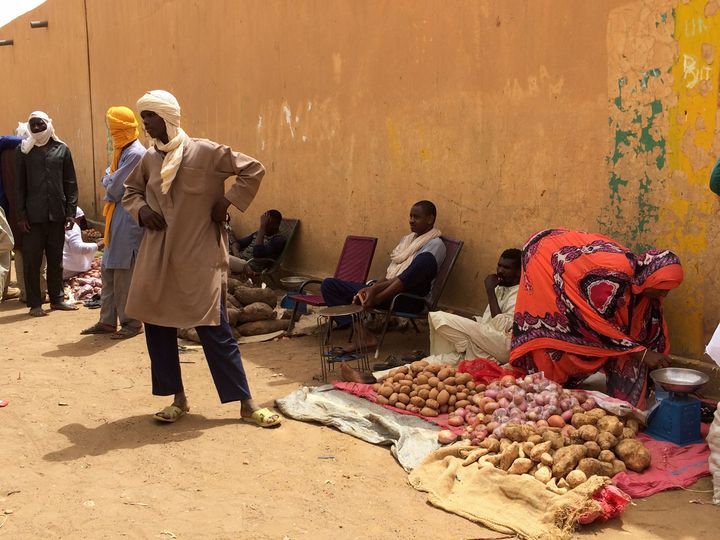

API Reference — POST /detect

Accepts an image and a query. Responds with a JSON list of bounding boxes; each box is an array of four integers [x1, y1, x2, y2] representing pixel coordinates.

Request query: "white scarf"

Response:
[[19, 111, 64, 154], [136, 90, 189, 194], [385, 227, 442, 279]]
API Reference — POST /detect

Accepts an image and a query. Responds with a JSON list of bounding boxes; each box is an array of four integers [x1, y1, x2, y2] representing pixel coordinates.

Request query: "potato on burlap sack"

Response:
[[233, 285, 277, 307], [237, 302, 275, 323], [408, 446, 611, 540]]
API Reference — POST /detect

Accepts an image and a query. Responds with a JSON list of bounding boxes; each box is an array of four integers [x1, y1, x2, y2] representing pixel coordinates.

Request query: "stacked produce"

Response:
[[373, 361, 652, 491], [444, 414, 650, 494], [179, 278, 285, 342], [371, 360, 479, 416], [66, 258, 102, 300], [452, 372, 587, 445], [81, 228, 103, 243]]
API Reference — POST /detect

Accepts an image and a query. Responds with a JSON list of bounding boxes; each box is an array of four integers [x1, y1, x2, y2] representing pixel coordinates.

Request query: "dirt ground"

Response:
[[1, 295, 718, 539]]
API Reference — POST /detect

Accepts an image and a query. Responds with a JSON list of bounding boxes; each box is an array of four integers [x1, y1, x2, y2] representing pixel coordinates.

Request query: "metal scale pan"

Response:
[[646, 368, 709, 445]]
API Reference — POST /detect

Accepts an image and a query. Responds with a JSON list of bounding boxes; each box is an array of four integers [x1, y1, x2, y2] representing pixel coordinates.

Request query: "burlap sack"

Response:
[[408, 445, 608, 540]]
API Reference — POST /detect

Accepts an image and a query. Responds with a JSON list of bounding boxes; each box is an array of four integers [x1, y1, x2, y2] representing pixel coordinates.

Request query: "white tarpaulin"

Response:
[[276, 385, 441, 471]]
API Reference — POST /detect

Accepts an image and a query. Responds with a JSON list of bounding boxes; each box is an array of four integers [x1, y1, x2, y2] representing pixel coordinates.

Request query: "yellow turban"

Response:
[[106, 106, 139, 172], [103, 106, 139, 247]]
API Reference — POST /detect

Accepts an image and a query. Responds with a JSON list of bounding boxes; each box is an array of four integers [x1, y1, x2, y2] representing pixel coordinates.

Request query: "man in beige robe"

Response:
[[427, 248, 522, 364], [123, 90, 280, 427]]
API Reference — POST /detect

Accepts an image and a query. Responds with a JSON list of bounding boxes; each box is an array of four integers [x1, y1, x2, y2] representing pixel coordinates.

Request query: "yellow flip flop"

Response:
[[153, 405, 188, 423], [242, 407, 282, 428]]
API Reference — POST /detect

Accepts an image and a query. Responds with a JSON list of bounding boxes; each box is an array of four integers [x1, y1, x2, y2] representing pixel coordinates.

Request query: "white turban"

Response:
[[136, 90, 189, 194], [19, 111, 63, 154]]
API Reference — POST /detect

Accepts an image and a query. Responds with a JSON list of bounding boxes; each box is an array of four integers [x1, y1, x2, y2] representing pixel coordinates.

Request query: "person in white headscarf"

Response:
[[15, 110, 78, 316], [123, 89, 281, 427]]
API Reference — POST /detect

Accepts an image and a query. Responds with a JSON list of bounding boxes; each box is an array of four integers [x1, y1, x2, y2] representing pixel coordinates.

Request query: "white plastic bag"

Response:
[[709, 405, 720, 505], [705, 323, 720, 504]]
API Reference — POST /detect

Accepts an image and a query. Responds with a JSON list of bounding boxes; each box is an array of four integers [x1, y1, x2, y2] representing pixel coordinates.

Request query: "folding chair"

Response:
[[286, 235, 378, 331], [245, 218, 299, 288], [369, 236, 463, 358]]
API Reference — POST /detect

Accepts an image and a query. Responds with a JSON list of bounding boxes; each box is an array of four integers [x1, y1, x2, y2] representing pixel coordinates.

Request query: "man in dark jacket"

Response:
[[15, 111, 78, 316]]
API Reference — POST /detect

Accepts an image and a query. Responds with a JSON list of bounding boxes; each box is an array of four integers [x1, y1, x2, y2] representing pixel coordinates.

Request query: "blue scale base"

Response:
[[280, 294, 307, 314], [645, 397, 703, 446]]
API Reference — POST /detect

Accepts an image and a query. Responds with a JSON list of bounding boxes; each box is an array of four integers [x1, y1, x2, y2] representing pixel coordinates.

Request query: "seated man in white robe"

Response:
[[428, 248, 521, 365]]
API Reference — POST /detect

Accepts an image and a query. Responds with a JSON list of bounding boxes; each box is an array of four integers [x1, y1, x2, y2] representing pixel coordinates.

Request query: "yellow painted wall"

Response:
[[2, 0, 718, 359], [0, 0, 96, 212]]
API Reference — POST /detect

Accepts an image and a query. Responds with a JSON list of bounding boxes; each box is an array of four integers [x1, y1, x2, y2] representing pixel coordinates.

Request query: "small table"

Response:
[[316, 304, 370, 381]]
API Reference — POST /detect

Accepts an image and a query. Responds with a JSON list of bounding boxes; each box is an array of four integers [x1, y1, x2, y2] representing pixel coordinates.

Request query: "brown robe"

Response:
[[122, 138, 264, 327]]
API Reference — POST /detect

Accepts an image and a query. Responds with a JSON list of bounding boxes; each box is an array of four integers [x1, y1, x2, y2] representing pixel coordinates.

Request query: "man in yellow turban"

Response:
[[81, 106, 145, 338]]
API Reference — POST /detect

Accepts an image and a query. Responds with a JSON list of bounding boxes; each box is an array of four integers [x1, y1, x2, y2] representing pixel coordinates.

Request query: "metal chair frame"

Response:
[[368, 236, 464, 359], [286, 235, 378, 331]]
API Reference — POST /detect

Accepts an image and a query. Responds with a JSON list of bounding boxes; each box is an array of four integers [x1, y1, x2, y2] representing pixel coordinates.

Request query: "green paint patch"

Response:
[[601, 68, 666, 250]]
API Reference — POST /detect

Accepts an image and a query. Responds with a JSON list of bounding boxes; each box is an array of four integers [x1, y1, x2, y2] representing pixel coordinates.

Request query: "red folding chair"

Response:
[[287, 235, 378, 331]]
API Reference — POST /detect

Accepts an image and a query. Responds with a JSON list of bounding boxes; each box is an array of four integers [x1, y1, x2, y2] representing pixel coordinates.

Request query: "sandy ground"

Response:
[[0, 296, 718, 539]]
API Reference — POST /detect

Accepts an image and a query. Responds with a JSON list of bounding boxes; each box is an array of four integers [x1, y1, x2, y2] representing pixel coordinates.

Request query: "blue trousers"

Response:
[[144, 303, 252, 403], [320, 278, 425, 327]]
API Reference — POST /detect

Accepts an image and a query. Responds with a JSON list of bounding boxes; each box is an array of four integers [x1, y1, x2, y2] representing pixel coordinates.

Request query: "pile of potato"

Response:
[[371, 360, 479, 416], [453, 410, 651, 494]]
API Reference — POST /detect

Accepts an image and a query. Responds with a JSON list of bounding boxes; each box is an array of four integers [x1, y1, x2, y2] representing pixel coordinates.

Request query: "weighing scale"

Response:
[[645, 367, 710, 445]]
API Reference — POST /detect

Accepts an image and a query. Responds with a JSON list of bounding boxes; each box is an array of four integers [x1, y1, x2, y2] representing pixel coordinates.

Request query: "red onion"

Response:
[[561, 409, 574, 422], [484, 389, 499, 399], [455, 407, 466, 418]]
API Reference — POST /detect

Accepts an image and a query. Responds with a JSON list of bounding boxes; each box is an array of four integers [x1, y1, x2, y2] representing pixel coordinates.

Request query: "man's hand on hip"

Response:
[[211, 197, 231, 223], [138, 205, 167, 230]]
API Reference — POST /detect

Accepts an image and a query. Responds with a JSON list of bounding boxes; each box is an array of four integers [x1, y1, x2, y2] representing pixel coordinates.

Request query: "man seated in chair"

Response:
[[228, 209, 285, 275], [322, 200, 445, 352], [341, 248, 521, 383]]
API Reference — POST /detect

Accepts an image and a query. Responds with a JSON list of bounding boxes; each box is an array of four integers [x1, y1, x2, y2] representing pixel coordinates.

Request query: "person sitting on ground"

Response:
[[62, 207, 103, 280], [322, 200, 446, 352], [509, 228, 683, 409], [228, 209, 285, 275], [428, 248, 522, 365], [341, 248, 520, 384]]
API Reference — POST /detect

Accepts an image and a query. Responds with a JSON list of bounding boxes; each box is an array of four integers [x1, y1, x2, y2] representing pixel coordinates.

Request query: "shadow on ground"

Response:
[[43, 414, 239, 462]]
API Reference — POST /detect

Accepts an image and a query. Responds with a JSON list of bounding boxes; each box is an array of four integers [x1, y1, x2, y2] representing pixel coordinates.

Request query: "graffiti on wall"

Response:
[[602, 0, 720, 356]]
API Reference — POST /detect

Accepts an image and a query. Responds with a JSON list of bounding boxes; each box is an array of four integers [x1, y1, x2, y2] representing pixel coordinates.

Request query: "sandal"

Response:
[[401, 350, 427, 363], [242, 407, 282, 428], [372, 354, 403, 371], [29, 307, 48, 317], [111, 326, 143, 340], [81, 322, 116, 335], [153, 404, 189, 423]]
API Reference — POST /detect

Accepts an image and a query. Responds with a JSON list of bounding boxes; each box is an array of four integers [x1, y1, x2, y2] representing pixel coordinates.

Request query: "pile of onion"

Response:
[[448, 373, 596, 445]]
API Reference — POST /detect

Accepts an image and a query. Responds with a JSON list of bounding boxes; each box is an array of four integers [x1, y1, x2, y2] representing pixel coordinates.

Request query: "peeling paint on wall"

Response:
[[601, 2, 675, 251], [603, 0, 720, 356]]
